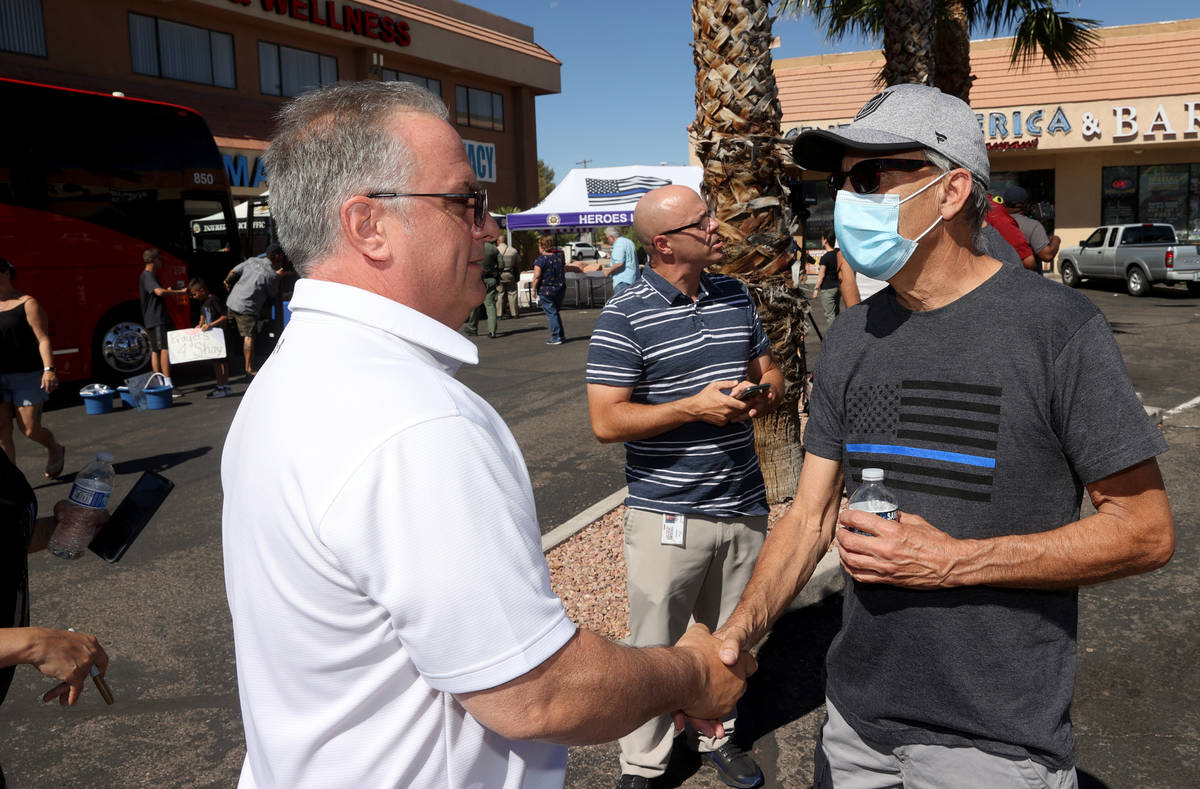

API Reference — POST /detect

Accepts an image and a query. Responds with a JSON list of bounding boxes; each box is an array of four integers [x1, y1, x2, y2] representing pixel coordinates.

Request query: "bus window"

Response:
[[0, 78, 240, 382]]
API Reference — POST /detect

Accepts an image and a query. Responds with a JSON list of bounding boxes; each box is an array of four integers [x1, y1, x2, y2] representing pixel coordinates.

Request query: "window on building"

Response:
[[0, 0, 46, 56], [382, 69, 441, 98], [129, 13, 235, 88], [1102, 164, 1200, 241], [258, 42, 337, 97], [455, 86, 504, 131]]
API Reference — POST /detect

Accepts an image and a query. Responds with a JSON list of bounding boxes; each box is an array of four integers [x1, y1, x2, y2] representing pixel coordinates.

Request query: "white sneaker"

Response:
[[206, 387, 229, 399]]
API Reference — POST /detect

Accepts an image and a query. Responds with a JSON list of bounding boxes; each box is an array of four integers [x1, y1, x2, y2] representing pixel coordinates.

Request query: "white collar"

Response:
[[287, 279, 479, 374]]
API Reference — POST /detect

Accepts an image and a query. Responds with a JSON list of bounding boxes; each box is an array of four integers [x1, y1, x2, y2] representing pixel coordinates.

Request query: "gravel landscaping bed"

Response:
[[546, 503, 796, 641]]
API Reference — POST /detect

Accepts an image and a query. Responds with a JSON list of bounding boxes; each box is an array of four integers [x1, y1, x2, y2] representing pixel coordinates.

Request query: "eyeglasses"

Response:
[[658, 213, 716, 237], [826, 159, 932, 200], [365, 188, 489, 228]]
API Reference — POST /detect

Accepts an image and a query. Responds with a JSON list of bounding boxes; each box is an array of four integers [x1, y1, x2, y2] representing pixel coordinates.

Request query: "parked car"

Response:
[[1058, 223, 1200, 296], [568, 241, 600, 260]]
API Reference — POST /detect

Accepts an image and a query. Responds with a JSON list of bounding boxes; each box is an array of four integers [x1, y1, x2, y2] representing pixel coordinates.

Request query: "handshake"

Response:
[[670, 623, 757, 737]]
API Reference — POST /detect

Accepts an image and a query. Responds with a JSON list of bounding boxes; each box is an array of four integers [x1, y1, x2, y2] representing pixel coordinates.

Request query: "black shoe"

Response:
[[616, 775, 654, 789], [703, 742, 763, 788], [488, 331, 498, 338]]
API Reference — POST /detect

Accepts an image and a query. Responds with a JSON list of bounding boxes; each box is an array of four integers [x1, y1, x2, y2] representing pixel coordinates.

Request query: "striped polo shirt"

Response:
[[586, 264, 770, 517]]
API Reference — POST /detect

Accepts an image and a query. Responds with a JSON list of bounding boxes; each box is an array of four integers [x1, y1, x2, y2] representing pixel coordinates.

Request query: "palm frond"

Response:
[[1009, 7, 1100, 71], [775, 0, 884, 43]]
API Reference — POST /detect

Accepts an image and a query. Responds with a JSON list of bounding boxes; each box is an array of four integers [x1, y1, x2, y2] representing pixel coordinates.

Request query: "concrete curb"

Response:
[[541, 487, 628, 552], [543, 488, 847, 607]]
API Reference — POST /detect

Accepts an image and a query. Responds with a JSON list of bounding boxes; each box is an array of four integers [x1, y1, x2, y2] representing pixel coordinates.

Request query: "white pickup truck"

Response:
[[1058, 223, 1200, 296]]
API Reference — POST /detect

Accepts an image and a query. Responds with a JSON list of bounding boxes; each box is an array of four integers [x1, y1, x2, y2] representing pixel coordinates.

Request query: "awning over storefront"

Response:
[[192, 192, 271, 236], [507, 165, 702, 232]]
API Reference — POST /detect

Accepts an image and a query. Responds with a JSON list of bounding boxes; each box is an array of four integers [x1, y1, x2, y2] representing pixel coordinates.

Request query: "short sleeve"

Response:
[[1026, 221, 1050, 253], [615, 239, 635, 266], [1052, 313, 1167, 485], [743, 286, 770, 359], [587, 306, 644, 388], [803, 349, 846, 462], [317, 418, 576, 694]]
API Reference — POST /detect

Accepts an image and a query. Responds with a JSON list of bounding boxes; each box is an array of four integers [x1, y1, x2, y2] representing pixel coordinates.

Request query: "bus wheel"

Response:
[[93, 309, 151, 384]]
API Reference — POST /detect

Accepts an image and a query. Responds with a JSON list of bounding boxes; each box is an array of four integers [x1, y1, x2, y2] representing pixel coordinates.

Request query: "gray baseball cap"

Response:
[[792, 83, 990, 188]]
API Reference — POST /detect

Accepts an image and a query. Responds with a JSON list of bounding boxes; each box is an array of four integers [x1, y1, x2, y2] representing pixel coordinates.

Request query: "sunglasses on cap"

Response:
[[365, 188, 489, 228], [826, 158, 933, 200]]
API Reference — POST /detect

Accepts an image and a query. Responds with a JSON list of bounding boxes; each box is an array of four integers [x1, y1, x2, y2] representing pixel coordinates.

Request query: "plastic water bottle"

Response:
[[846, 468, 899, 534], [48, 452, 115, 560]]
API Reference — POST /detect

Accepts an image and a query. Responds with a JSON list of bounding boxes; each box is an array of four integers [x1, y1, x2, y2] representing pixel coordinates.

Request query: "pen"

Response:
[[67, 628, 114, 705]]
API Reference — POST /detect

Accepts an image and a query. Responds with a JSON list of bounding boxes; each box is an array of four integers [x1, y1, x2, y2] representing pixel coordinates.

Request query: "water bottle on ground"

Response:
[[48, 452, 115, 560], [846, 467, 899, 535]]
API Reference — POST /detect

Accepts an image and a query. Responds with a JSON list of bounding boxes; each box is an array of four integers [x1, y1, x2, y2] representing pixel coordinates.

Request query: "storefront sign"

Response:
[[223, 154, 268, 189], [790, 100, 1200, 146], [228, 0, 412, 47], [463, 140, 496, 183]]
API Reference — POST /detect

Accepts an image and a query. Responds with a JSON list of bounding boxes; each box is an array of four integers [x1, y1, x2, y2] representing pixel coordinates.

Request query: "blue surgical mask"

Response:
[[833, 173, 947, 281]]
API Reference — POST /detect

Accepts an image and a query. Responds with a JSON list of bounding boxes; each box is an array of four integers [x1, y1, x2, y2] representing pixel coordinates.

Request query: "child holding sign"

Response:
[[188, 279, 231, 399]]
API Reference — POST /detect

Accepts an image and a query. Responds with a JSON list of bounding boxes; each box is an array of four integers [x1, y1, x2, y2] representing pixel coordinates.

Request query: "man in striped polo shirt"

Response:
[[587, 185, 783, 789]]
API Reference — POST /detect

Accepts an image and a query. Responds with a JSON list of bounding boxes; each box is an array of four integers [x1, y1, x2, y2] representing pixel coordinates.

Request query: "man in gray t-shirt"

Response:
[[224, 244, 282, 376], [1003, 186, 1062, 276], [713, 85, 1173, 788]]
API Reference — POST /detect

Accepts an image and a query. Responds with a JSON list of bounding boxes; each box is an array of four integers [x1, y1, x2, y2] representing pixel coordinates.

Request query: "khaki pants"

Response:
[[496, 277, 519, 317], [618, 507, 767, 779]]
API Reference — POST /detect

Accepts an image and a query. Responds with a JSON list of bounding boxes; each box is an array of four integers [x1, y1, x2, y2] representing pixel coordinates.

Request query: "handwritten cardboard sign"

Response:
[[167, 328, 226, 364]]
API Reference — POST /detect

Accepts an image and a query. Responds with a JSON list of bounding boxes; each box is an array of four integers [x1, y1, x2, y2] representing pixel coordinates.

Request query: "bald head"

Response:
[[633, 185, 701, 251]]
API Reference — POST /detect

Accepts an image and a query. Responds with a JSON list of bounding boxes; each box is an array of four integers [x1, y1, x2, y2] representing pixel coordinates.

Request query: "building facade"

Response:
[[0, 0, 560, 205], [775, 18, 1200, 252]]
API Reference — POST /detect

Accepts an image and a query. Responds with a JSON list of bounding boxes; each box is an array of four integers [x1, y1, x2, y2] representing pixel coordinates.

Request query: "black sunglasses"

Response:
[[365, 188, 489, 228], [658, 213, 715, 237], [826, 159, 932, 200]]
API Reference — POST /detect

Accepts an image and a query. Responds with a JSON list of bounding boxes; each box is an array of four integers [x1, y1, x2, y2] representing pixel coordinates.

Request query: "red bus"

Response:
[[0, 78, 241, 383]]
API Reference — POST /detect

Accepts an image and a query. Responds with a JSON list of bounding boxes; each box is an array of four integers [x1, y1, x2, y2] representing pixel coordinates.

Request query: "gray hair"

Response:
[[603, 225, 619, 239], [924, 149, 987, 253], [263, 81, 449, 276]]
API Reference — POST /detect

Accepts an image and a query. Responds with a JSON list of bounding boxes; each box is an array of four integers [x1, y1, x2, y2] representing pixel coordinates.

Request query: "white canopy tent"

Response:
[[506, 165, 703, 235]]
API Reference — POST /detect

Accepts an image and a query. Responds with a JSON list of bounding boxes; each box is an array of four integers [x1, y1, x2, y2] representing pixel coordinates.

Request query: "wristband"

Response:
[[43, 366, 56, 372]]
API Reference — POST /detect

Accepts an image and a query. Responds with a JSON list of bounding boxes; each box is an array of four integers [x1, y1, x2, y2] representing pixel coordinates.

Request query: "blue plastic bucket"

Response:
[[117, 386, 136, 409], [82, 391, 115, 415], [144, 385, 173, 410]]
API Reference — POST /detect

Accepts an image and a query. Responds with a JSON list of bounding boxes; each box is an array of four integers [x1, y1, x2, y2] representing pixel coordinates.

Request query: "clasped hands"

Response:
[[669, 623, 756, 738]]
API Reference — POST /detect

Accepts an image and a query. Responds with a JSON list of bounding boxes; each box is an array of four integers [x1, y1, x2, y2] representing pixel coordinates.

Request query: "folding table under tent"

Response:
[[505, 164, 703, 234]]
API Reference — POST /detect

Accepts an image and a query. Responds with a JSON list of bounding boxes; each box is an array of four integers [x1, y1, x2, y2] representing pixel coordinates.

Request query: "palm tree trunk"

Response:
[[932, 0, 972, 101], [692, 0, 808, 502], [881, 0, 934, 87]]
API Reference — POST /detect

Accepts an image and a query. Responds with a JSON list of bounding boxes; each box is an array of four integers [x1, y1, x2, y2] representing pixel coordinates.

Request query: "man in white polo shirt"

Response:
[[221, 82, 756, 789]]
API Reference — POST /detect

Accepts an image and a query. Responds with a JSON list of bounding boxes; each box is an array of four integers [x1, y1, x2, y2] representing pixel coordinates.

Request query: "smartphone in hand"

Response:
[[734, 383, 771, 401]]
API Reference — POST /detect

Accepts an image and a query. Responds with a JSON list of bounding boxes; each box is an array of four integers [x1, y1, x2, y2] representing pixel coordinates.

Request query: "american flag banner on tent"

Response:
[[585, 175, 672, 207]]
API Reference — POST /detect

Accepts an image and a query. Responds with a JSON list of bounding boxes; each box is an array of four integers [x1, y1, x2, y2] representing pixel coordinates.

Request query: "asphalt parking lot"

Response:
[[1, 278, 1197, 788]]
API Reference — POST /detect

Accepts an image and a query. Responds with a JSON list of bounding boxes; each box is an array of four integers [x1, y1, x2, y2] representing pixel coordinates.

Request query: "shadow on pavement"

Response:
[[113, 446, 212, 475], [33, 446, 213, 492], [655, 595, 844, 788], [1078, 769, 1112, 788]]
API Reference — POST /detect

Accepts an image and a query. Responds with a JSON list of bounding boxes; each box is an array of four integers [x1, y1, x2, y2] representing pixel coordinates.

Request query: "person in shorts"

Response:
[[0, 258, 66, 477], [188, 278, 231, 399], [223, 244, 283, 377], [139, 249, 186, 395]]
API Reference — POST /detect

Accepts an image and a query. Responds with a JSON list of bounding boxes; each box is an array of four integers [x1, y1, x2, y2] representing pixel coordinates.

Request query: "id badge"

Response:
[[661, 512, 685, 546]]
